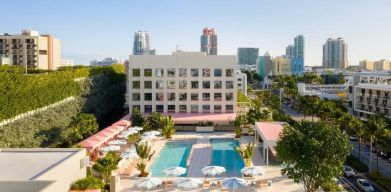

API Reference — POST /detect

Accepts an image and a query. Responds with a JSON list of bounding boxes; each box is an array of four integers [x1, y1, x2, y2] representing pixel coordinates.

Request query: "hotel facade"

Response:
[[127, 52, 237, 114]]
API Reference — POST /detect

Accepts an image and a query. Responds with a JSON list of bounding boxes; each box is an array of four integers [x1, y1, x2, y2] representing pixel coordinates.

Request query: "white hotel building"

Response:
[[127, 52, 237, 114]]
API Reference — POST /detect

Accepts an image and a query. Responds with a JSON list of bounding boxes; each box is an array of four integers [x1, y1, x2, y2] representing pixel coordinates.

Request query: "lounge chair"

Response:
[[203, 180, 211, 188], [255, 179, 268, 188], [162, 180, 174, 189]]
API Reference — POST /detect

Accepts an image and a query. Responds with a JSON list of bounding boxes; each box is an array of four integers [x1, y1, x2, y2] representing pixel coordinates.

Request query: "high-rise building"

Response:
[[133, 31, 151, 55], [200, 28, 217, 55], [292, 35, 304, 75], [0, 29, 61, 70], [237, 48, 259, 65], [360, 59, 391, 71], [90, 57, 122, 66], [323, 38, 348, 69], [272, 56, 292, 76], [285, 45, 295, 57], [257, 52, 272, 79]]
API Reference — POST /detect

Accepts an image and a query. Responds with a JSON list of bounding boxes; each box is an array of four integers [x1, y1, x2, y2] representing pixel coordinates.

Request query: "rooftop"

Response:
[[0, 148, 80, 181], [255, 122, 285, 141]]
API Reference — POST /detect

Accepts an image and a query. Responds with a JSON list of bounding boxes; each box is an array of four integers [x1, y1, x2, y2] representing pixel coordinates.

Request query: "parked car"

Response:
[[356, 179, 374, 192], [349, 136, 358, 141], [343, 166, 355, 177]]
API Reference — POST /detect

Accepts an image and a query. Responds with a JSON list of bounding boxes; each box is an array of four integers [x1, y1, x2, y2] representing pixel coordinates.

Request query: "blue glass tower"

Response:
[[292, 35, 304, 76]]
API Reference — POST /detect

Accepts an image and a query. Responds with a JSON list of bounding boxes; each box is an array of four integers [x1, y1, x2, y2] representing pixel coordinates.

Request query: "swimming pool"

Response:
[[210, 138, 245, 177], [149, 140, 193, 177]]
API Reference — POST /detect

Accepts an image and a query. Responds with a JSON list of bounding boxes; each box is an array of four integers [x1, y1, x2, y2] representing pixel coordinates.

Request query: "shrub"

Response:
[[345, 155, 368, 172], [127, 134, 140, 145], [71, 176, 104, 190], [130, 108, 144, 127], [369, 171, 391, 191]]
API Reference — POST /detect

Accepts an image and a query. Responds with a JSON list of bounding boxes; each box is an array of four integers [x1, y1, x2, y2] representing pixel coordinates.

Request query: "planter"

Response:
[[244, 159, 251, 167], [196, 126, 214, 133], [137, 172, 150, 177], [70, 189, 101, 192]]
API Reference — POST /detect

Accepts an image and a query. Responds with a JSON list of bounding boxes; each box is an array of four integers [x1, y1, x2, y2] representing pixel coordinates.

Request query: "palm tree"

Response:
[[92, 152, 120, 184], [235, 142, 255, 167], [161, 115, 175, 139], [136, 143, 155, 176], [366, 115, 387, 172], [351, 118, 364, 161]]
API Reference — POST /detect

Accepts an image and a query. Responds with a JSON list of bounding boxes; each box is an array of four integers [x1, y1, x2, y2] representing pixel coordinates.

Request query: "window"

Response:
[[132, 69, 140, 77], [133, 81, 140, 89], [214, 81, 222, 89], [132, 105, 140, 111], [167, 80, 176, 89], [202, 93, 210, 101], [214, 93, 222, 101], [179, 93, 187, 101], [191, 69, 199, 77], [214, 105, 222, 113], [226, 69, 234, 77], [156, 68, 164, 77], [168, 68, 175, 77], [191, 105, 199, 113], [179, 105, 187, 113], [191, 81, 199, 89], [156, 105, 164, 113], [202, 81, 210, 89], [132, 93, 140, 101], [226, 93, 234, 101], [168, 93, 175, 101], [202, 105, 210, 113], [202, 69, 210, 77], [144, 93, 152, 101], [144, 105, 152, 113], [191, 93, 199, 101], [156, 81, 164, 89], [144, 81, 152, 89], [214, 69, 222, 77], [144, 69, 152, 77], [179, 81, 187, 89], [156, 93, 164, 101], [226, 105, 234, 112], [226, 81, 234, 89], [179, 68, 187, 77], [168, 105, 175, 113]]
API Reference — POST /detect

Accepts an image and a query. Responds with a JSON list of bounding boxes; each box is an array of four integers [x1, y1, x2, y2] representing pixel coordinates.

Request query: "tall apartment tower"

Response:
[[257, 52, 272, 79], [0, 29, 61, 70], [133, 31, 151, 55], [323, 38, 348, 69], [285, 45, 295, 57], [292, 35, 304, 75], [200, 28, 217, 55], [237, 48, 259, 65]]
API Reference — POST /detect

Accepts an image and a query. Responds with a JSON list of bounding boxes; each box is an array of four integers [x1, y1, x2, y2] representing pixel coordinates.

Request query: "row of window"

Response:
[[132, 68, 234, 77], [132, 104, 234, 113], [132, 92, 234, 101], [132, 80, 234, 89]]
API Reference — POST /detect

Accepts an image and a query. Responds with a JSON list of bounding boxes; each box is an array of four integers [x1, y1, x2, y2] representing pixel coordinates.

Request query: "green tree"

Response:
[[144, 111, 162, 130], [235, 142, 255, 167], [61, 113, 98, 146], [276, 121, 351, 192], [161, 115, 175, 139], [366, 115, 387, 172], [130, 108, 144, 127], [136, 143, 155, 176], [92, 152, 120, 185], [346, 116, 365, 161]]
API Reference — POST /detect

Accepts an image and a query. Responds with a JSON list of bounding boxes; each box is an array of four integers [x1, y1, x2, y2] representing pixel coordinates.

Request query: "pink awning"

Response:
[[255, 122, 285, 141], [79, 125, 125, 151], [169, 113, 237, 125]]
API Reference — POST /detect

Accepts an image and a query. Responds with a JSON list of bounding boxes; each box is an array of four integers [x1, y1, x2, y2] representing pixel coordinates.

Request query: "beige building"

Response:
[[359, 59, 391, 71], [272, 56, 291, 76], [0, 30, 61, 70], [0, 148, 87, 192], [354, 83, 391, 119]]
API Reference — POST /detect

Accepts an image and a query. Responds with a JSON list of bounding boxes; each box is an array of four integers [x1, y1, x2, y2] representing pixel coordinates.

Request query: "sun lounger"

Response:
[[162, 180, 174, 188], [203, 180, 211, 188], [255, 179, 268, 187]]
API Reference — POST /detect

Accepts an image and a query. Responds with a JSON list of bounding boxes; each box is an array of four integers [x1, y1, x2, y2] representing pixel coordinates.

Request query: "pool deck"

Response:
[[119, 133, 304, 192]]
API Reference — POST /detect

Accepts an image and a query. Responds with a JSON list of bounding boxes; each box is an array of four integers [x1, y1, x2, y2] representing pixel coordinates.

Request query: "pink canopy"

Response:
[[169, 113, 237, 125], [80, 125, 125, 151], [254, 122, 285, 141]]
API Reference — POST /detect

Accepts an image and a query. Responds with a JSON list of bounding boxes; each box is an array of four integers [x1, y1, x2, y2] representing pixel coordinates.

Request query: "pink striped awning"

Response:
[[79, 125, 124, 151]]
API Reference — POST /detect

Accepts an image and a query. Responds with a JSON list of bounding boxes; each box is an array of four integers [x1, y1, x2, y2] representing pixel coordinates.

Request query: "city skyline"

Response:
[[2, 0, 391, 66]]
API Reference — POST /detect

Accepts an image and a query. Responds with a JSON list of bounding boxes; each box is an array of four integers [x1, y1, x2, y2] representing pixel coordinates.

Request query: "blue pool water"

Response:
[[149, 140, 193, 177], [211, 139, 245, 177]]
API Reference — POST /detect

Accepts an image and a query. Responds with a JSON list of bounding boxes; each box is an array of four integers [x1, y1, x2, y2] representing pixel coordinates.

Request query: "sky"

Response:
[[2, 0, 391, 66]]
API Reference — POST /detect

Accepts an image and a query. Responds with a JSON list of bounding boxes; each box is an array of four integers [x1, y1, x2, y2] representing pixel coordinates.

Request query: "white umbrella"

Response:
[[141, 134, 156, 141], [241, 166, 265, 176], [134, 177, 162, 190], [122, 129, 139, 135], [175, 178, 203, 190], [131, 126, 143, 131], [143, 130, 160, 136], [221, 177, 247, 191], [163, 166, 187, 176], [108, 140, 127, 145], [100, 145, 121, 153], [121, 152, 138, 160], [202, 166, 226, 177]]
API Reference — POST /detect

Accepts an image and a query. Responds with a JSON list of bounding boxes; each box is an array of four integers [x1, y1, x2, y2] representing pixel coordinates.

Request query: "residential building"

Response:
[[298, 83, 349, 100], [292, 35, 305, 75], [322, 38, 348, 69], [60, 59, 74, 67], [0, 54, 11, 65], [359, 60, 374, 70], [360, 59, 391, 71], [237, 70, 248, 96], [127, 52, 237, 114], [0, 148, 87, 192], [354, 83, 391, 119], [133, 31, 153, 55], [257, 52, 273, 80], [238, 64, 257, 71], [90, 57, 121, 66], [272, 56, 291, 76], [285, 45, 295, 57], [237, 47, 259, 65], [0, 29, 61, 70], [200, 28, 217, 55]]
